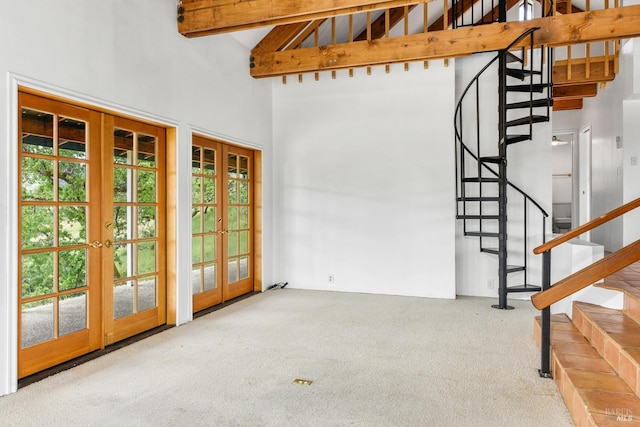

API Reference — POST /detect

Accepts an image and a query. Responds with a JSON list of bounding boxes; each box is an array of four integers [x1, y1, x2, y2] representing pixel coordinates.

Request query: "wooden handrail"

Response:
[[532, 239, 640, 309], [534, 197, 640, 254]]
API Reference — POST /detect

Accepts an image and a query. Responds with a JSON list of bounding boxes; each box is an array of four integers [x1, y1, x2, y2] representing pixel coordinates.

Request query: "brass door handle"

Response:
[[89, 240, 103, 248], [105, 240, 112, 248]]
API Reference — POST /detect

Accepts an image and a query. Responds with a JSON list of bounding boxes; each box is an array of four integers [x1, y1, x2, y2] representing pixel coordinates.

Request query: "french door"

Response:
[[191, 135, 254, 313], [18, 92, 166, 377]]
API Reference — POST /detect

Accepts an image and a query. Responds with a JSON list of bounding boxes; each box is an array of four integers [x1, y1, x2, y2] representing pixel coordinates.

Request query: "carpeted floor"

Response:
[[0, 290, 572, 426]]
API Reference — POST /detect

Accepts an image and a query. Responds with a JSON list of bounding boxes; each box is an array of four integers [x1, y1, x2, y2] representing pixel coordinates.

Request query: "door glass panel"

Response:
[[228, 180, 238, 204], [228, 154, 237, 178], [203, 207, 215, 233], [113, 167, 132, 202], [138, 276, 156, 312], [22, 108, 54, 155], [58, 249, 87, 291], [114, 129, 134, 164], [21, 298, 54, 348], [192, 176, 201, 203], [138, 134, 156, 168], [138, 242, 156, 275], [138, 170, 156, 203], [228, 259, 238, 283], [203, 149, 215, 175], [22, 157, 54, 201], [58, 117, 87, 159], [113, 243, 133, 280], [239, 207, 249, 229], [59, 292, 87, 336], [138, 206, 156, 238], [192, 147, 201, 174], [239, 231, 249, 254], [192, 267, 202, 295], [239, 156, 249, 179], [203, 263, 216, 291], [192, 236, 202, 264], [203, 178, 216, 203], [203, 235, 216, 262], [228, 207, 238, 230], [228, 232, 238, 257], [239, 257, 249, 280], [21, 252, 54, 298], [58, 161, 86, 202], [114, 281, 134, 319], [113, 206, 132, 241], [22, 206, 54, 249], [239, 181, 249, 204], [59, 206, 86, 246]]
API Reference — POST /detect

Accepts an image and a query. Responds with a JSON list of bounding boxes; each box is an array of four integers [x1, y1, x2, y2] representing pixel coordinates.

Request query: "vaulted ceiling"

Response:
[[176, 0, 640, 109]]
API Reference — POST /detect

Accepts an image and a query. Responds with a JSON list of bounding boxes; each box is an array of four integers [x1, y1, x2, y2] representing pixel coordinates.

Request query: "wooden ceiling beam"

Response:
[[178, 0, 426, 37], [253, 22, 312, 54], [250, 5, 640, 78]]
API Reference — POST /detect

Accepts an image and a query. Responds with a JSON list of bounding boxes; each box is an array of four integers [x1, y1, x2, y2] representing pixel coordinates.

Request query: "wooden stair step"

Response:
[[573, 301, 640, 399], [533, 314, 640, 425]]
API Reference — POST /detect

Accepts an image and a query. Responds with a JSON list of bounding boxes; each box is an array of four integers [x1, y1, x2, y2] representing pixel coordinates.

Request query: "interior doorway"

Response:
[[551, 131, 576, 234]]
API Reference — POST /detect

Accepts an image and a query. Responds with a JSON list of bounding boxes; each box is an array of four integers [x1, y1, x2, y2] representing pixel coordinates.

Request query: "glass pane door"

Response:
[[103, 116, 166, 345], [18, 92, 101, 378], [191, 136, 223, 312], [223, 145, 254, 300]]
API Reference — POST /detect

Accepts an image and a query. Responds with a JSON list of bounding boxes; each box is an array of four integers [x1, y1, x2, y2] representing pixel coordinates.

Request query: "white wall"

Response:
[[272, 63, 456, 299], [0, 0, 273, 396]]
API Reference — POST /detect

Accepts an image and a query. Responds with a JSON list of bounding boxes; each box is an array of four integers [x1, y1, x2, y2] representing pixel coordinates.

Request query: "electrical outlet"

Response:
[[328, 275, 335, 284], [487, 279, 496, 290]]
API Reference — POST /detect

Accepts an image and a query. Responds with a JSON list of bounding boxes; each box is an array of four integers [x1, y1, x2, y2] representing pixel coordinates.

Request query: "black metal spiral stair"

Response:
[[455, 27, 552, 309]]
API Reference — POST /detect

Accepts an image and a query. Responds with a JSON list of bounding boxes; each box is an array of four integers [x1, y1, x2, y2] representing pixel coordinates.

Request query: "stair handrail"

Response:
[[532, 196, 640, 377], [531, 240, 640, 310], [455, 27, 549, 219], [533, 197, 640, 255]]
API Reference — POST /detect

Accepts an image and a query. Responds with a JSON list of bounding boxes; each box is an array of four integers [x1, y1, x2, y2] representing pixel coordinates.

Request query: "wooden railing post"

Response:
[[540, 250, 552, 378]]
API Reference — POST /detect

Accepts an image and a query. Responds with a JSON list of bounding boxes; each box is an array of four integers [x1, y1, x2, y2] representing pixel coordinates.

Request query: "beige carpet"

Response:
[[0, 290, 572, 426]]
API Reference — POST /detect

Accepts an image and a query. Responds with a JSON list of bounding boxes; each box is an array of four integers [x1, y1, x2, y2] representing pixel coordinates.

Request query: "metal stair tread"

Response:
[[505, 68, 543, 80], [507, 265, 526, 273], [505, 134, 531, 144], [461, 177, 500, 183], [506, 115, 550, 128], [465, 231, 499, 237], [506, 99, 551, 110], [506, 83, 550, 93], [507, 284, 542, 292], [457, 214, 500, 220], [480, 247, 499, 254], [479, 156, 503, 164], [457, 196, 500, 202]]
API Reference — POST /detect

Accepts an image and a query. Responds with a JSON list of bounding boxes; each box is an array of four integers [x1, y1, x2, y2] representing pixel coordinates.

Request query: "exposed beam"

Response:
[[553, 83, 598, 99], [553, 57, 616, 85], [250, 5, 640, 78], [253, 22, 312, 53], [555, 1, 584, 15], [552, 98, 583, 110], [178, 0, 426, 37]]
